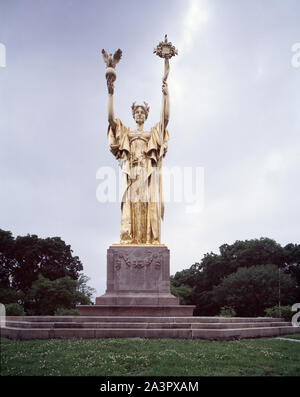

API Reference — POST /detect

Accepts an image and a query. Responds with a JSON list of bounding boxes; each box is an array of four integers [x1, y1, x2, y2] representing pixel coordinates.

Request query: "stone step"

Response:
[[5, 316, 285, 323], [77, 305, 196, 317], [1, 325, 300, 340], [192, 326, 300, 340], [4, 320, 290, 329]]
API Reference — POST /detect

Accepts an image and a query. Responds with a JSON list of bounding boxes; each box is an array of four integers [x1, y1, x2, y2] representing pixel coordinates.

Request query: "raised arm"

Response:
[[161, 58, 170, 129], [162, 82, 170, 128], [107, 91, 117, 131], [154, 35, 177, 132], [102, 48, 122, 132]]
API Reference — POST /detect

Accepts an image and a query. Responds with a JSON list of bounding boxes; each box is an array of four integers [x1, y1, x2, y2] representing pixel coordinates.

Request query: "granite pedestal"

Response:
[[77, 245, 195, 316]]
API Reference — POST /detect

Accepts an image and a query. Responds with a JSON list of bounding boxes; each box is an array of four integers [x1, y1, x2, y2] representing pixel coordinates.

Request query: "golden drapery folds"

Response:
[[107, 119, 169, 244]]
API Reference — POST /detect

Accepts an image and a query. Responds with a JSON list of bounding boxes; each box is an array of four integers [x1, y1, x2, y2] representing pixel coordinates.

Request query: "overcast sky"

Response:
[[1, 0, 300, 297]]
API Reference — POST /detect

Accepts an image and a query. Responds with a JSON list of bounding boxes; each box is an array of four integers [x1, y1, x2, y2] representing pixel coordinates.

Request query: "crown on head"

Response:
[[131, 101, 150, 120]]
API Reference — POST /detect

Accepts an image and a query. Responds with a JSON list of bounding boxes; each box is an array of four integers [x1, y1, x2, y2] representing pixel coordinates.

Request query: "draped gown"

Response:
[[107, 119, 169, 244]]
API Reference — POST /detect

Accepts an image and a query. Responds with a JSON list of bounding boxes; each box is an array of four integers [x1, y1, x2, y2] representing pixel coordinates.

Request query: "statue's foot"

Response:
[[120, 239, 132, 245]]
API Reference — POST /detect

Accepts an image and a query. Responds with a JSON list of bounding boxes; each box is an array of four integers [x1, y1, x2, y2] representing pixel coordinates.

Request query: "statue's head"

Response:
[[131, 101, 150, 122]]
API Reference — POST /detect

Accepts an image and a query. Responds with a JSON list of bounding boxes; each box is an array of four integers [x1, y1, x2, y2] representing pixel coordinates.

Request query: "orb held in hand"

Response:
[[153, 34, 178, 59]]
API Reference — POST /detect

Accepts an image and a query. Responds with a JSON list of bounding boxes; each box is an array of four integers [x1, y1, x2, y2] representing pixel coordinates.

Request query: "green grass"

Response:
[[1, 337, 300, 376], [280, 334, 300, 340]]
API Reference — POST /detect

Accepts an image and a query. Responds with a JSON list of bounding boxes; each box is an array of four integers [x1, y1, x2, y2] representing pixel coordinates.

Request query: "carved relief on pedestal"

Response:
[[113, 248, 163, 271], [97, 245, 178, 304]]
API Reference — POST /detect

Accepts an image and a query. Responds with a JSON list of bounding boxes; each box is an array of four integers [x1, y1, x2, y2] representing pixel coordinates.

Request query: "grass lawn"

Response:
[[1, 336, 300, 376], [280, 334, 300, 340]]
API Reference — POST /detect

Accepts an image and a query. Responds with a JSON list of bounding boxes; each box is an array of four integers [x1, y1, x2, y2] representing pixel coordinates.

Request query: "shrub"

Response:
[[5, 303, 25, 316], [54, 307, 79, 316], [26, 274, 90, 315], [219, 306, 236, 317], [265, 305, 293, 321]]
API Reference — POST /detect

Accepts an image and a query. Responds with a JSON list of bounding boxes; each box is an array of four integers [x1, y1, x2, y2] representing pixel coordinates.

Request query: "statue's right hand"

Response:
[[105, 67, 117, 95], [105, 67, 116, 80]]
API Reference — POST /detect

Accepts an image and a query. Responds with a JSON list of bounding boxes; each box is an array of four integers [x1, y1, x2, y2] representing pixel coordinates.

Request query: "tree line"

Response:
[[171, 237, 300, 317], [1, 230, 299, 318], [0, 229, 95, 315]]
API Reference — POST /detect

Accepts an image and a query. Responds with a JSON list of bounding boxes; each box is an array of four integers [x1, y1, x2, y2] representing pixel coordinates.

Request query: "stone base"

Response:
[[95, 293, 179, 306], [77, 305, 195, 317], [3, 316, 300, 340], [104, 245, 175, 298], [78, 245, 195, 316]]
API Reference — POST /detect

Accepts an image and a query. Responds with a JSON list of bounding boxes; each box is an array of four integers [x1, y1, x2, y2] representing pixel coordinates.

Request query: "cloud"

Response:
[[179, 0, 209, 54]]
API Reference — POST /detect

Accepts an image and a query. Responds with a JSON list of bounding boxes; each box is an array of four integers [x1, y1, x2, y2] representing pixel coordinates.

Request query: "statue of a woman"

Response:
[[105, 59, 170, 245]]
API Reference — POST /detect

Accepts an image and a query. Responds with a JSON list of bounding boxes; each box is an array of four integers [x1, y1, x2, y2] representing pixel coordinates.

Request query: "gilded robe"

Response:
[[107, 119, 169, 244]]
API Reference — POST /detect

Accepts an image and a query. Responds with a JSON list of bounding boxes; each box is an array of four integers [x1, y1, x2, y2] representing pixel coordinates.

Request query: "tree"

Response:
[[171, 284, 195, 305], [171, 263, 202, 289], [77, 273, 96, 301], [0, 229, 83, 295], [0, 229, 24, 306], [211, 264, 297, 317], [0, 229, 92, 314], [0, 287, 24, 305], [0, 229, 17, 289], [12, 234, 83, 293], [170, 237, 293, 316], [199, 237, 284, 290], [282, 243, 300, 301], [25, 274, 91, 315]]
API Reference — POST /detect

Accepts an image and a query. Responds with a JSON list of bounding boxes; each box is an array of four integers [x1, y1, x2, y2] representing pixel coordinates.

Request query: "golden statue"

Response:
[[102, 35, 177, 245]]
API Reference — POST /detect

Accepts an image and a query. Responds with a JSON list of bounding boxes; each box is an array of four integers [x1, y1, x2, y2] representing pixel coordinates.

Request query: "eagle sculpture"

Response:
[[101, 49, 122, 68]]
